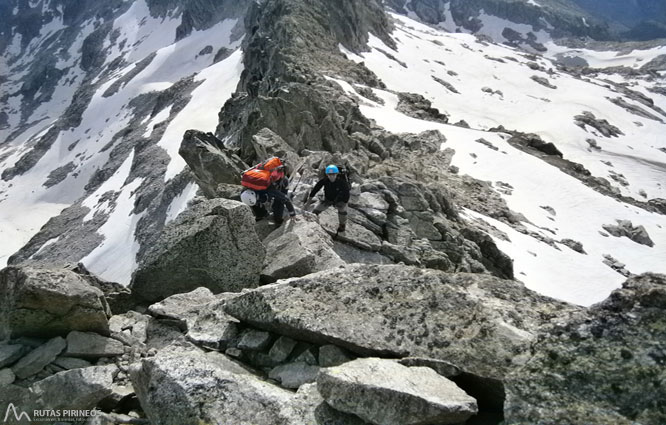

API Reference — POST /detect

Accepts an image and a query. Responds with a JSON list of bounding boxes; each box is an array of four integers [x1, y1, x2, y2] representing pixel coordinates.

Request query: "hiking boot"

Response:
[[337, 224, 346, 233]]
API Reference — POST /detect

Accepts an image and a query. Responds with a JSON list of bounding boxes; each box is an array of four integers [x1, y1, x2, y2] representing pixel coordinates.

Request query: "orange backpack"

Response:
[[241, 157, 285, 191]]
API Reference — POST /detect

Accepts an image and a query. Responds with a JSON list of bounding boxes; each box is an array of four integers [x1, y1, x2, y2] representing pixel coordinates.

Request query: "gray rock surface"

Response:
[[318, 345, 353, 367], [237, 329, 273, 352], [0, 368, 15, 386], [505, 273, 666, 425], [288, 383, 371, 425], [65, 331, 125, 358], [249, 128, 301, 171], [318, 358, 477, 425], [224, 264, 578, 383], [32, 365, 117, 411], [130, 199, 264, 303], [262, 217, 345, 282], [52, 356, 92, 370], [147, 287, 217, 330], [269, 362, 320, 389], [215, 0, 390, 159], [602, 219, 655, 246], [0, 343, 26, 368], [0, 266, 111, 339], [397, 357, 461, 378], [178, 130, 247, 198], [130, 346, 295, 425], [185, 300, 240, 350], [574, 111, 624, 137], [268, 336, 298, 364], [11, 336, 66, 379], [108, 310, 152, 344]]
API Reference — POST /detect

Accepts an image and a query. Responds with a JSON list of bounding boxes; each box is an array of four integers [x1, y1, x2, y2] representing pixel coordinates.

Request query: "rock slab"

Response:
[[0, 266, 110, 339], [318, 357, 477, 425], [130, 199, 265, 303]]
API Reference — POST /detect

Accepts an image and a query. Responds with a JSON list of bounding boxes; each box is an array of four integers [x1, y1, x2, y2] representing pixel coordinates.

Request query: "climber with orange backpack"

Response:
[[240, 157, 296, 227]]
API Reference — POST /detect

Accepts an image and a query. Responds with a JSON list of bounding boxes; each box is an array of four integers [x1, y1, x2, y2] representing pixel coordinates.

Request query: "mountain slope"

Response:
[[0, 0, 248, 281], [334, 13, 666, 305]]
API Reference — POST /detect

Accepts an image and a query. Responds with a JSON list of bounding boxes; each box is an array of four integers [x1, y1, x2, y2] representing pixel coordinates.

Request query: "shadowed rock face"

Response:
[[505, 273, 666, 425], [130, 198, 265, 304], [0, 266, 111, 340], [178, 130, 248, 198]]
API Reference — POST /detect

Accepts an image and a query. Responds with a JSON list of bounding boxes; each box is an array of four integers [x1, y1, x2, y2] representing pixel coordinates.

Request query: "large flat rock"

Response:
[[318, 358, 477, 425], [224, 264, 579, 380], [262, 218, 344, 282]]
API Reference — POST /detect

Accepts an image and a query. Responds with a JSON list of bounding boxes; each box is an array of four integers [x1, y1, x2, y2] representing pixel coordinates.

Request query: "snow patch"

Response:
[[82, 150, 135, 222], [30, 236, 61, 259], [165, 181, 199, 223], [143, 105, 172, 138], [79, 177, 145, 284]]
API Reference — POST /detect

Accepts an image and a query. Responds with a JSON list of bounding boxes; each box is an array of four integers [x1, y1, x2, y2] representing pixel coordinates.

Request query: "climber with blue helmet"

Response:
[[304, 164, 351, 232]]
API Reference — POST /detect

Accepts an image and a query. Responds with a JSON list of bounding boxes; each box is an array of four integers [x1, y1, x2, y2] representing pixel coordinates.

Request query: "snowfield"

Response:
[[0, 2, 243, 280], [336, 13, 666, 306]]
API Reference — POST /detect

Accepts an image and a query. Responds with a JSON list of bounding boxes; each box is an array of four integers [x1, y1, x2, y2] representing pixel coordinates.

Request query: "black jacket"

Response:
[[258, 178, 295, 215], [309, 177, 350, 203]]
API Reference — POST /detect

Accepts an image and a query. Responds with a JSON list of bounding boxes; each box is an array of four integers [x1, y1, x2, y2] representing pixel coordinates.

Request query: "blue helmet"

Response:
[[325, 165, 339, 174]]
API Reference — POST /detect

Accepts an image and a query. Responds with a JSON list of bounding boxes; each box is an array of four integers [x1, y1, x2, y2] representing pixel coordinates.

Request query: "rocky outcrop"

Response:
[[11, 337, 67, 379], [507, 132, 563, 157], [178, 130, 248, 198], [31, 364, 117, 411], [262, 217, 345, 283], [396, 92, 449, 124], [130, 198, 264, 304], [505, 273, 666, 425], [147, 288, 241, 349], [223, 264, 579, 388], [318, 357, 478, 425], [215, 0, 392, 162], [574, 111, 624, 137], [0, 266, 111, 340], [248, 128, 301, 172], [64, 331, 125, 358], [602, 219, 655, 246], [147, 287, 217, 330]]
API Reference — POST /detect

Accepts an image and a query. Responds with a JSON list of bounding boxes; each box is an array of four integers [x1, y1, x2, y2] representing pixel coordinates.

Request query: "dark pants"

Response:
[[313, 200, 347, 226], [253, 198, 287, 224]]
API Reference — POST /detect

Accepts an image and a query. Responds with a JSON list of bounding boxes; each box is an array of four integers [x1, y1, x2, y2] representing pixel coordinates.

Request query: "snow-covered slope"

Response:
[[0, 0, 246, 281], [335, 13, 666, 305]]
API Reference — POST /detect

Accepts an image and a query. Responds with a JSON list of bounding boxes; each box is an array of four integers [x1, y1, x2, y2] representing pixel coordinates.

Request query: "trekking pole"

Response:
[[289, 159, 307, 201]]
